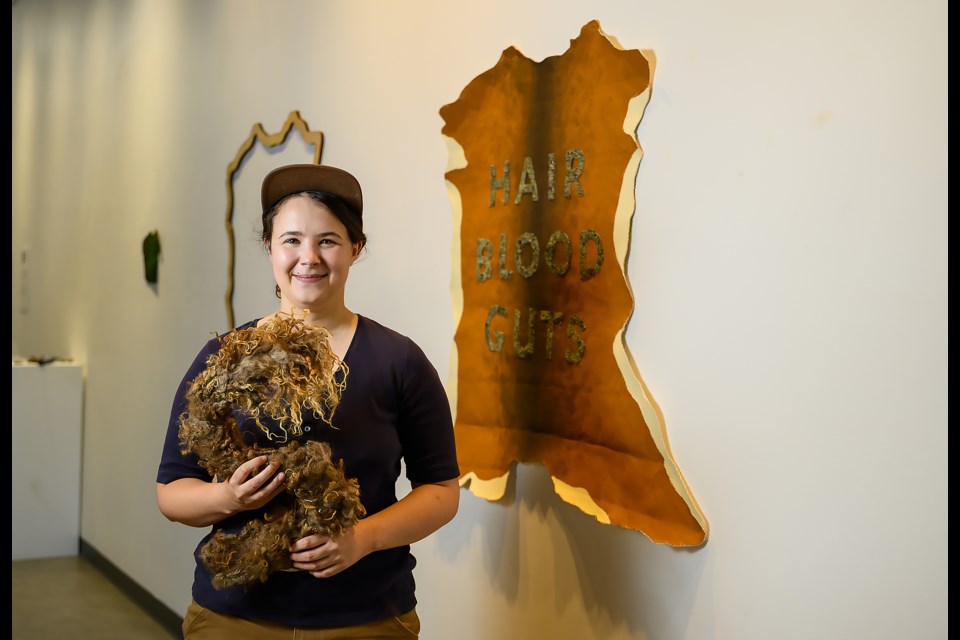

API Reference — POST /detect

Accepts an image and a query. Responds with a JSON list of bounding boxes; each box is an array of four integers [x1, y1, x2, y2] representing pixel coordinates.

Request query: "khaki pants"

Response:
[[182, 600, 420, 639]]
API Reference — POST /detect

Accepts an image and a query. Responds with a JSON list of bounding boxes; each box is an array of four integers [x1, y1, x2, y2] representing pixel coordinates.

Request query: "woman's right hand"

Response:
[[223, 455, 286, 512], [158, 455, 287, 527]]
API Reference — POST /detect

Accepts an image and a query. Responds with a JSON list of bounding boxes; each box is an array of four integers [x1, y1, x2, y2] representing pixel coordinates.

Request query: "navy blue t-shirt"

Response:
[[157, 315, 460, 627]]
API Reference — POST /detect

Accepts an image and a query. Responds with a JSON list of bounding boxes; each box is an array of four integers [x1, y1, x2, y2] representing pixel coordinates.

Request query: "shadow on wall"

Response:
[[437, 463, 708, 638]]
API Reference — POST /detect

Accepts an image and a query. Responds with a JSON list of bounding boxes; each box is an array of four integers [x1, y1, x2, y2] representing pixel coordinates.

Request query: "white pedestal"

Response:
[[12, 361, 84, 560]]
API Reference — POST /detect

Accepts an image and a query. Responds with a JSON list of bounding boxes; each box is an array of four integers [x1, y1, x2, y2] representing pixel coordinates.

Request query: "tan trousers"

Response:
[[182, 600, 420, 639]]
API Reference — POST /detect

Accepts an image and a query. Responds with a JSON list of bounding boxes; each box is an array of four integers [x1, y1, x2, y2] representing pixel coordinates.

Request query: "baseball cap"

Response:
[[260, 164, 363, 218]]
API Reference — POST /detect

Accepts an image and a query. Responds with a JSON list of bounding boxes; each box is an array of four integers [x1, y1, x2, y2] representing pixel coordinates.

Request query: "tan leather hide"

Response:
[[440, 20, 708, 546]]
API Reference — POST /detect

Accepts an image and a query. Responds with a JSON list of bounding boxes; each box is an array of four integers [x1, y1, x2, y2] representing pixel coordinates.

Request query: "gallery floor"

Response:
[[12, 555, 177, 639]]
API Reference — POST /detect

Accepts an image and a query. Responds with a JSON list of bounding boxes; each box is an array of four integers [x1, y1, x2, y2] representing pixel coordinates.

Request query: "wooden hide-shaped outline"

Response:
[[223, 111, 324, 329]]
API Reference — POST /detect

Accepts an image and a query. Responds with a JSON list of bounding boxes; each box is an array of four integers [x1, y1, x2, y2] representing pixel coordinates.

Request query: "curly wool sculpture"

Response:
[[178, 312, 365, 589]]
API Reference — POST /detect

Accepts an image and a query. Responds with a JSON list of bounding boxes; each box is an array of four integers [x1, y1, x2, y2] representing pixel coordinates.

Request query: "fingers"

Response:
[[289, 534, 330, 554], [294, 553, 339, 577], [236, 456, 271, 481], [229, 456, 285, 508], [252, 459, 283, 486], [233, 456, 279, 486], [290, 538, 331, 565], [289, 535, 352, 578], [253, 467, 286, 499]]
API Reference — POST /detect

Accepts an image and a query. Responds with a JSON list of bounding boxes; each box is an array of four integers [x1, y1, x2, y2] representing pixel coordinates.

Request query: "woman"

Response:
[[157, 163, 460, 639]]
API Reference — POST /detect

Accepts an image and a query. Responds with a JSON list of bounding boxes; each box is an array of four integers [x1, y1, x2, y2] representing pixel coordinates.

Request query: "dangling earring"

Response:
[[275, 284, 281, 299]]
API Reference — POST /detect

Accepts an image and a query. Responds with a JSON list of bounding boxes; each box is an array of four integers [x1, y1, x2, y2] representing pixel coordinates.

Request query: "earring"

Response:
[[275, 284, 281, 299]]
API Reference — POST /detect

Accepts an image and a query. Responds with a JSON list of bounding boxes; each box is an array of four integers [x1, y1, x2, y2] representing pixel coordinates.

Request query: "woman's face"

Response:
[[267, 195, 360, 312]]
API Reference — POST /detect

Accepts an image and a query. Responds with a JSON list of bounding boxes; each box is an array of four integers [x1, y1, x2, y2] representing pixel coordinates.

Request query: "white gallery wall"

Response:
[[11, 1, 947, 639]]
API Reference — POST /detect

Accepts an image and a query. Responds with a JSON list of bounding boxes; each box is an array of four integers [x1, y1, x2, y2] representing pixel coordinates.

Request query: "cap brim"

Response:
[[261, 164, 363, 218]]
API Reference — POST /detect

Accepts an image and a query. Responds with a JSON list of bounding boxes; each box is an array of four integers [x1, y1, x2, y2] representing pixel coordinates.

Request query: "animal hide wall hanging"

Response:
[[440, 20, 708, 546]]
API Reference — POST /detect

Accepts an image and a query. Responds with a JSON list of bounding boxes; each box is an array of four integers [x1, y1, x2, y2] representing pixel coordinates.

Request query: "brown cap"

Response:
[[261, 164, 363, 218]]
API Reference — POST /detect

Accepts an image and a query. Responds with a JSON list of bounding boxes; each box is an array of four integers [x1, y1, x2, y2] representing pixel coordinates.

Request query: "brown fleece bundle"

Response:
[[178, 312, 365, 589]]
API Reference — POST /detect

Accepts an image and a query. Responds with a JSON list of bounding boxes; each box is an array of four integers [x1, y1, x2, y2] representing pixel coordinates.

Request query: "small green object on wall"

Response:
[[143, 230, 161, 284]]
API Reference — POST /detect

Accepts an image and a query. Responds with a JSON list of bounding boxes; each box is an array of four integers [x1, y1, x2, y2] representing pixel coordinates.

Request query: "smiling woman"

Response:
[[156, 163, 460, 639]]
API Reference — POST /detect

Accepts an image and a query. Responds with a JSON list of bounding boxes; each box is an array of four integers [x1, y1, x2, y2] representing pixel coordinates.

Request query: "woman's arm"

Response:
[[357, 478, 460, 552], [156, 456, 287, 527]]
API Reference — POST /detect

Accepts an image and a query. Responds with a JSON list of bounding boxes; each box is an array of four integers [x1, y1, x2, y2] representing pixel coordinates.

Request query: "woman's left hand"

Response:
[[289, 526, 366, 578], [289, 479, 459, 579]]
